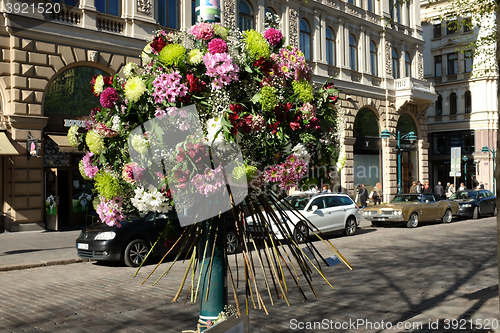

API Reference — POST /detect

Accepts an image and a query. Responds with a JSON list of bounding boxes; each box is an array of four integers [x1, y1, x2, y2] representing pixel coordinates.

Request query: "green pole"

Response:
[[192, 5, 226, 330], [199, 219, 227, 330]]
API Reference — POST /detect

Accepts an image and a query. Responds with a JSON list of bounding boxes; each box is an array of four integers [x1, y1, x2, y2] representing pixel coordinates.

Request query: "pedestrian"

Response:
[[423, 181, 432, 193], [357, 184, 369, 208], [434, 181, 445, 199], [477, 182, 485, 189], [446, 183, 455, 198], [416, 181, 423, 193], [459, 182, 466, 191], [445, 182, 451, 194], [373, 182, 383, 205], [410, 181, 417, 193], [322, 184, 331, 193]]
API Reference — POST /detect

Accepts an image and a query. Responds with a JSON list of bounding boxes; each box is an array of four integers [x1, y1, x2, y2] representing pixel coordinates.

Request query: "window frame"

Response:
[[392, 47, 400, 79], [450, 92, 457, 115], [465, 91, 472, 113], [434, 55, 442, 77], [447, 53, 458, 75], [238, 0, 254, 32], [95, 0, 120, 16], [370, 40, 377, 76], [300, 18, 312, 61], [464, 50, 473, 73], [436, 95, 443, 116], [404, 52, 411, 77], [326, 27, 335, 66], [349, 34, 358, 71], [433, 23, 441, 38], [446, 19, 458, 35], [158, 0, 179, 29]]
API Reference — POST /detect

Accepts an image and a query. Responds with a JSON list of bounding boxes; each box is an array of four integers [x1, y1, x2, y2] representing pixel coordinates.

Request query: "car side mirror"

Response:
[[157, 213, 167, 219], [311, 205, 319, 213]]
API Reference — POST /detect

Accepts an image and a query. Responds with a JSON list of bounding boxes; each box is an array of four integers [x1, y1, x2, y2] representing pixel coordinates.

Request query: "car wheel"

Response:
[[442, 209, 452, 223], [371, 221, 380, 228], [124, 239, 149, 267], [472, 207, 479, 220], [293, 222, 309, 244], [407, 213, 419, 228], [344, 217, 357, 236], [226, 231, 239, 255], [493, 206, 497, 217]]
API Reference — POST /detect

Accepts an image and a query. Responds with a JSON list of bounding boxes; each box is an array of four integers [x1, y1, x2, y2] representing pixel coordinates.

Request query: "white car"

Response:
[[246, 192, 361, 243]]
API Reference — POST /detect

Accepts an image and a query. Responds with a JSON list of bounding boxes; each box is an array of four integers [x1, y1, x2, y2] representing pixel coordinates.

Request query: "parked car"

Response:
[[362, 193, 460, 228], [448, 189, 497, 219], [76, 210, 240, 267], [246, 192, 361, 243]]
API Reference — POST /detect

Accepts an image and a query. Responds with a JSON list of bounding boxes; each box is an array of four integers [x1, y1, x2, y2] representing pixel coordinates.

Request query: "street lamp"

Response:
[[481, 146, 496, 194], [462, 155, 468, 188], [381, 129, 418, 194]]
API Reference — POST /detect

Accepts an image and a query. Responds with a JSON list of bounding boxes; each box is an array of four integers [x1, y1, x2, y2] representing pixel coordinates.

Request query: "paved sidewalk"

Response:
[[0, 229, 88, 271]]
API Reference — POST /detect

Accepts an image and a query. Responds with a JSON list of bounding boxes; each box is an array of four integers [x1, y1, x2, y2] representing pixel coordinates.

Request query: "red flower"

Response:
[[186, 73, 206, 93], [290, 122, 300, 131], [150, 36, 166, 54], [176, 147, 185, 162], [268, 122, 280, 134], [229, 104, 245, 113], [104, 76, 114, 86]]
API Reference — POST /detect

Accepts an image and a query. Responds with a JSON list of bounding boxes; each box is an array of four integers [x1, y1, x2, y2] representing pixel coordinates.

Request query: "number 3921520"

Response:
[[5, 2, 61, 14]]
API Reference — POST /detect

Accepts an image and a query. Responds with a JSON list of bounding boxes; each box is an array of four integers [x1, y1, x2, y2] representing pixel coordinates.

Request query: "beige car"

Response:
[[362, 193, 460, 228]]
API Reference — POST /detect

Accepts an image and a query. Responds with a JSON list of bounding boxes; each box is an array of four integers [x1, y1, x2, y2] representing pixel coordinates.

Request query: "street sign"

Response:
[[449, 172, 461, 177], [450, 147, 461, 173]]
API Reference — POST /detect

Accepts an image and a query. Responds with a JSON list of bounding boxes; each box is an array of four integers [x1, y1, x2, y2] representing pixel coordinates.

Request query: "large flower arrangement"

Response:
[[69, 22, 340, 227]]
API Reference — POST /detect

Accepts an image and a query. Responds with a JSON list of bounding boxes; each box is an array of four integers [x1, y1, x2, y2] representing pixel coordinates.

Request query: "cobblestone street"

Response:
[[0, 217, 498, 332]]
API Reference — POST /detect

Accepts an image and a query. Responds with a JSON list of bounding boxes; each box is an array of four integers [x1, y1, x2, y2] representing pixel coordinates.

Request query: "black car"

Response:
[[76, 210, 240, 267], [448, 189, 497, 219]]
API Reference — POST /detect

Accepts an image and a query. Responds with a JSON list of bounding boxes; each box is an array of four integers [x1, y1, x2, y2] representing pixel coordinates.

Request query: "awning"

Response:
[[47, 134, 79, 153], [0, 132, 19, 155]]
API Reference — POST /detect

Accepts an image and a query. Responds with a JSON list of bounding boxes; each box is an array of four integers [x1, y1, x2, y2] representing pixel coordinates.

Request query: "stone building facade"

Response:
[[0, 0, 435, 231], [421, 0, 498, 191]]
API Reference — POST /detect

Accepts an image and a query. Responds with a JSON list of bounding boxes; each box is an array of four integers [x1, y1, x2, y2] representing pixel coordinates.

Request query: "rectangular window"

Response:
[[464, 51, 473, 73], [446, 20, 457, 35], [95, 0, 120, 16], [158, 0, 178, 28], [52, 0, 78, 6], [447, 53, 458, 75], [434, 55, 442, 77], [367, 0, 374, 12], [463, 17, 472, 32], [433, 23, 441, 38]]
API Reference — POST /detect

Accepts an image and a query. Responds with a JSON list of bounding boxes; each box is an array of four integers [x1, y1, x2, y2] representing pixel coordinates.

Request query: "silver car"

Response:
[[246, 192, 361, 243]]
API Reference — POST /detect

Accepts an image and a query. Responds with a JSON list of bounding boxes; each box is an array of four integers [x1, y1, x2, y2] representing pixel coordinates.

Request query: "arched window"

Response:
[[265, 7, 277, 28], [353, 108, 379, 137], [238, 0, 254, 32], [405, 52, 411, 77], [300, 19, 311, 60], [436, 95, 443, 116], [465, 91, 472, 113], [392, 47, 400, 79], [349, 34, 358, 71], [450, 92, 457, 115], [370, 41, 377, 76], [44, 67, 109, 115], [326, 27, 335, 66], [158, 0, 178, 29], [396, 113, 418, 137], [95, 0, 120, 16]]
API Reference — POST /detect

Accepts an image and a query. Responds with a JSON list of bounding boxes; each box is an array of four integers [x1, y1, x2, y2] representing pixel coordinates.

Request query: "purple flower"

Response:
[[208, 38, 228, 54], [100, 87, 119, 109], [264, 28, 283, 46]]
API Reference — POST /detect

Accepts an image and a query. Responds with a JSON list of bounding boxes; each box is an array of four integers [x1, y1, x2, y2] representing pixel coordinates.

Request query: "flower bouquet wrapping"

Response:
[[69, 20, 350, 318]]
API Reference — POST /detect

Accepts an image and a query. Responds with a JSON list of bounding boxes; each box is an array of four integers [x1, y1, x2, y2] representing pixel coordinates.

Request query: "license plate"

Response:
[[375, 218, 387, 221], [77, 243, 89, 250]]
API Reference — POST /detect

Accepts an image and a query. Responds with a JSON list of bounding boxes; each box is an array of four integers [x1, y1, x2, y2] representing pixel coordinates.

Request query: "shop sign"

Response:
[[64, 119, 86, 127]]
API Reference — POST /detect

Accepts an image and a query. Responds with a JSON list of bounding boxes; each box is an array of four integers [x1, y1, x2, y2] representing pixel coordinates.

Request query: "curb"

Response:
[[0, 258, 93, 272]]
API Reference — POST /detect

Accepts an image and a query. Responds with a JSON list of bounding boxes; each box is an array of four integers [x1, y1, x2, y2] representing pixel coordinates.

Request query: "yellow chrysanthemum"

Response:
[[124, 76, 146, 103], [187, 49, 203, 65], [94, 75, 104, 95]]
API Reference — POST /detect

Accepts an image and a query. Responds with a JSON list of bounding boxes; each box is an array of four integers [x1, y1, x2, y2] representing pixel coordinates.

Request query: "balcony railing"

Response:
[[96, 14, 124, 33], [49, 7, 81, 25], [395, 77, 435, 93]]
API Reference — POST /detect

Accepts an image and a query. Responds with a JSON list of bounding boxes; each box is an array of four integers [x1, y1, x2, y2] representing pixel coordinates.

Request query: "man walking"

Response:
[[434, 181, 445, 199]]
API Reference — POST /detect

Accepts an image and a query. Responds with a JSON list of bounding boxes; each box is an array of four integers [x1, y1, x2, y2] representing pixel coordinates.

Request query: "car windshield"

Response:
[[275, 195, 311, 211], [449, 191, 477, 200], [392, 195, 421, 203]]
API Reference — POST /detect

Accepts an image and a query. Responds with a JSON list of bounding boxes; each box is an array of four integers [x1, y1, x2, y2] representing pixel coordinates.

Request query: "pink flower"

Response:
[[96, 197, 125, 227], [83, 152, 99, 179], [264, 28, 283, 46], [208, 38, 228, 54], [191, 22, 214, 40], [299, 103, 317, 121], [155, 108, 166, 119], [100, 87, 119, 109], [122, 162, 144, 184]]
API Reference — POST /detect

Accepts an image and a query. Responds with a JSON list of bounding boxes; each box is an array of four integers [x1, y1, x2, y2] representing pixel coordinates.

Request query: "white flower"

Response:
[[123, 62, 139, 78], [111, 115, 121, 132], [141, 44, 153, 64], [130, 134, 149, 154], [291, 143, 311, 164], [206, 117, 231, 151], [336, 147, 347, 171]]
